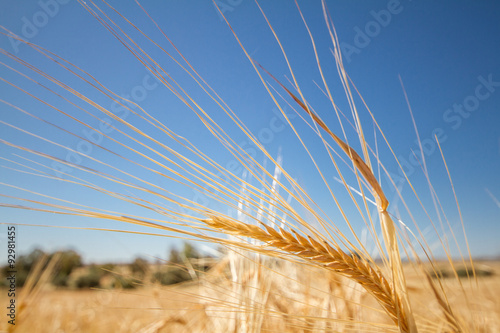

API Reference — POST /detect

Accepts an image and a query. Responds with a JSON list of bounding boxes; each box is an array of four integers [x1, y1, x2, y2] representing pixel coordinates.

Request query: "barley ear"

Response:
[[203, 216, 415, 332]]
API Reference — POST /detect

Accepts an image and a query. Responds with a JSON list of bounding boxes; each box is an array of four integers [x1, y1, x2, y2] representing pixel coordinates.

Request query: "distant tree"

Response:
[[18, 248, 46, 273], [182, 243, 200, 260], [51, 250, 82, 287], [150, 242, 211, 286], [151, 247, 191, 285], [1, 248, 47, 287], [168, 249, 182, 264], [130, 257, 149, 278]]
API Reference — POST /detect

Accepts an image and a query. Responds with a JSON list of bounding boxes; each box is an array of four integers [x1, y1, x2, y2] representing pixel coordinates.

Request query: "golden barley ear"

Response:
[[203, 215, 414, 332]]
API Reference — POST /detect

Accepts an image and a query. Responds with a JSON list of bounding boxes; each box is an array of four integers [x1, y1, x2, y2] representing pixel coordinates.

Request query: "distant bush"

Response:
[[431, 268, 450, 279], [151, 242, 211, 286], [457, 267, 493, 278], [75, 265, 103, 289], [432, 266, 494, 279], [112, 276, 137, 289], [152, 267, 190, 286], [130, 257, 149, 278]]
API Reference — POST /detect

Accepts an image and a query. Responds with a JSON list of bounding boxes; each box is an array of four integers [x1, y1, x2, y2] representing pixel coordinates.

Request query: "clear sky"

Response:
[[1, 1, 499, 263]]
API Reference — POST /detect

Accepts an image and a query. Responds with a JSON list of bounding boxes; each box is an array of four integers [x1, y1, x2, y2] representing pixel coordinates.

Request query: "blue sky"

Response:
[[1, 1, 499, 263]]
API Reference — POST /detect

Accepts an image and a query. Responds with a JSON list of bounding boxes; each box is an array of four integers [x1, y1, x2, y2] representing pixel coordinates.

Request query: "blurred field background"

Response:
[[0, 247, 499, 332]]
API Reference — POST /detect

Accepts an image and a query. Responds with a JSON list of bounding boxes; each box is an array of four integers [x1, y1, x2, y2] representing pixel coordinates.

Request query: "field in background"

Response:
[[1, 260, 499, 333]]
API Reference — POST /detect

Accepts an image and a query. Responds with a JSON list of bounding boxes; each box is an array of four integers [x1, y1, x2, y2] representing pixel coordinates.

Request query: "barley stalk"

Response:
[[258, 64, 418, 333], [204, 215, 412, 332]]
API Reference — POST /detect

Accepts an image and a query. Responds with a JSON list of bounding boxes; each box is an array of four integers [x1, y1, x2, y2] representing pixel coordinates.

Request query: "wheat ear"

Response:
[[204, 215, 412, 332]]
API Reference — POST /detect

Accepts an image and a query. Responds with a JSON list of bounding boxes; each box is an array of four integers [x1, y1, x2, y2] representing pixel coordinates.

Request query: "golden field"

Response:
[[1, 260, 499, 333]]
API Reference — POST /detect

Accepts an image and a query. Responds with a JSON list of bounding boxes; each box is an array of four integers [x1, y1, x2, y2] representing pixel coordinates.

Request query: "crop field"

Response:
[[0, 261, 499, 332]]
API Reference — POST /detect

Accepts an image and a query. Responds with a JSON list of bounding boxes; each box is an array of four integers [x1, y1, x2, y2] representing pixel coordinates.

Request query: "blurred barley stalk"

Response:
[[0, 1, 496, 332]]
